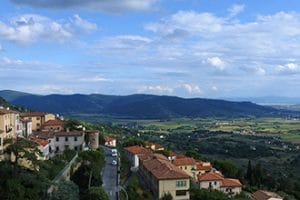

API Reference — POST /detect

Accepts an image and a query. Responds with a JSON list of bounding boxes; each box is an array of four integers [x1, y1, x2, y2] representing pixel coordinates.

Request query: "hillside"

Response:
[[0, 90, 295, 119]]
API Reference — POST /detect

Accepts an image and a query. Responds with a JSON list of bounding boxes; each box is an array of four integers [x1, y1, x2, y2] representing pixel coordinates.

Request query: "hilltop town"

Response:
[[0, 102, 290, 200]]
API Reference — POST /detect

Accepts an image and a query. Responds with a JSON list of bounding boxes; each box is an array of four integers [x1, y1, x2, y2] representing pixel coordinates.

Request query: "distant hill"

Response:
[[0, 90, 297, 119], [227, 96, 300, 105]]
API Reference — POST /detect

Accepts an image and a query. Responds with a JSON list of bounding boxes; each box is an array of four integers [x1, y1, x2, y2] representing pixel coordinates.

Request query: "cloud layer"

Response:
[[10, 0, 158, 13]]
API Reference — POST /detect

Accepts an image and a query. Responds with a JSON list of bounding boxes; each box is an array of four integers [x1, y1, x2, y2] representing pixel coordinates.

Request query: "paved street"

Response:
[[102, 146, 118, 200]]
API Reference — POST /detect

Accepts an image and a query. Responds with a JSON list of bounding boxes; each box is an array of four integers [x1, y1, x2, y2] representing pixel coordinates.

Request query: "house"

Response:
[[20, 112, 55, 131], [251, 190, 283, 200], [33, 130, 86, 156], [196, 160, 213, 175], [145, 142, 165, 151], [198, 172, 242, 195], [30, 137, 50, 160], [139, 154, 190, 200], [20, 118, 32, 138], [42, 119, 65, 132], [104, 137, 116, 147], [0, 108, 21, 153], [124, 145, 152, 168], [173, 157, 197, 179]]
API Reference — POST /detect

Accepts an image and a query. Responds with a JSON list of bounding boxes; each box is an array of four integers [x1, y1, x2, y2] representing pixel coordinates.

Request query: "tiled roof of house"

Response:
[[33, 131, 55, 139], [54, 131, 84, 137], [251, 190, 283, 200], [173, 157, 196, 166], [124, 145, 152, 155], [33, 131, 84, 139], [197, 164, 212, 171], [221, 178, 242, 187], [20, 112, 50, 117], [0, 108, 19, 115], [198, 172, 224, 181], [30, 137, 49, 147], [143, 157, 190, 180], [43, 119, 64, 126]]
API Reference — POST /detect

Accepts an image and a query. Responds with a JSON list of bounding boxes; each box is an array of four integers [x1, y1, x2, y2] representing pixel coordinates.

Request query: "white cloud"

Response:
[[10, 0, 159, 13], [71, 14, 97, 33], [146, 11, 223, 36], [228, 4, 245, 18], [138, 85, 173, 94], [211, 86, 218, 91], [206, 57, 226, 71], [277, 63, 299, 74], [79, 75, 111, 82], [0, 14, 97, 44], [181, 83, 202, 94]]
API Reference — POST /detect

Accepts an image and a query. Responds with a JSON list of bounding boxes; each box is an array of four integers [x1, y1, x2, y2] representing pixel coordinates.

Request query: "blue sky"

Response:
[[1, 0, 300, 98]]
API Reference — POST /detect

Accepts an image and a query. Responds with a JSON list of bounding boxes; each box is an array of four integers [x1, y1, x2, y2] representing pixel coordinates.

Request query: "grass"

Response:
[[281, 133, 300, 144]]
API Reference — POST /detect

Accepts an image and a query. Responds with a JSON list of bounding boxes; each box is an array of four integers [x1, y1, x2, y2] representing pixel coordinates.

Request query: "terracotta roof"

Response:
[[251, 190, 283, 200], [33, 131, 55, 139], [54, 131, 84, 137], [143, 157, 190, 180], [20, 112, 50, 117], [173, 157, 196, 166], [33, 131, 84, 139], [0, 108, 19, 115], [30, 137, 49, 147], [124, 145, 152, 155], [197, 163, 212, 171], [43, 119, 64, 126], [198, 172, 224, 181], [176, 154, 186, 159], [221, 178, 242, 188]]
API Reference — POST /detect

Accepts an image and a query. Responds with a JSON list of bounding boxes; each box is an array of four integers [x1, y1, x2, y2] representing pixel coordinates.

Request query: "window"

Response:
[[36, 117, 40, 120], [214, 181, 217, 185], [56, 137, 59, 142], [56, 146, 59, 151], [176, 190, 187, 196], [185, 166, 187, 170], [176, 180, 187, 188], [74, 137, 77, 141], [37, 123, 40, 127], [74, 146, 78, 151], [65, 137, 68, 141]]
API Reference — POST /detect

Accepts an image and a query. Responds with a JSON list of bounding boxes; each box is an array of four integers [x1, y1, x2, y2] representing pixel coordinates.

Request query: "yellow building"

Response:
[[20, 112, 55, 131], [0, 108, 20, 153], [173, 157, 197, 179], [140, 154, 190, 200]]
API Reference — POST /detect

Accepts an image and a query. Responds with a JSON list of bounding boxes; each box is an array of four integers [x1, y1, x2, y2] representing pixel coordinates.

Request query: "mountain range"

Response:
[[0, 90, 297, 119]]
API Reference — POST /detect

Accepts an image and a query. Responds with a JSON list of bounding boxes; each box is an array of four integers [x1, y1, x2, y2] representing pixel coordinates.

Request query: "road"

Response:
[[102, 146, 118, 200]]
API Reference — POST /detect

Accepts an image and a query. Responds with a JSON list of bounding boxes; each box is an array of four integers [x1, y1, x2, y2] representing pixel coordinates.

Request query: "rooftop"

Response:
[[20, 112, 50, 117], [0, 108, 19, 115], [143, 157, 190, 180], [124, 145, 152, 155], [251, 190, 283, 200], [198, 172, 224, 181], [173, 157, 196, 166], [43, 119, 65, 126], [221, 178, 242, 188], [30, 137, 49, 147]]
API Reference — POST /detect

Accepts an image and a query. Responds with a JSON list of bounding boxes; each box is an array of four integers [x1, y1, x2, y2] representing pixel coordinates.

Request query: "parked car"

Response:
[[112, 152, 118, 157], [112, 160, 117, 165]]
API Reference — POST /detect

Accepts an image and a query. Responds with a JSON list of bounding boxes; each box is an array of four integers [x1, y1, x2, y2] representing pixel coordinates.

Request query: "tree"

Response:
[[246, 160, 253, 186], [160, 193, 173, 200], [213, 160, 239, 178], [52, 181, 79, 200], [127, 175, 140, 200], [85, 187, 109, 200]]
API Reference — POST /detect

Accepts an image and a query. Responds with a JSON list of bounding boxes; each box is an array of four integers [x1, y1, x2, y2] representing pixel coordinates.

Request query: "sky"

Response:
[[1, 0, 300, 98]]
